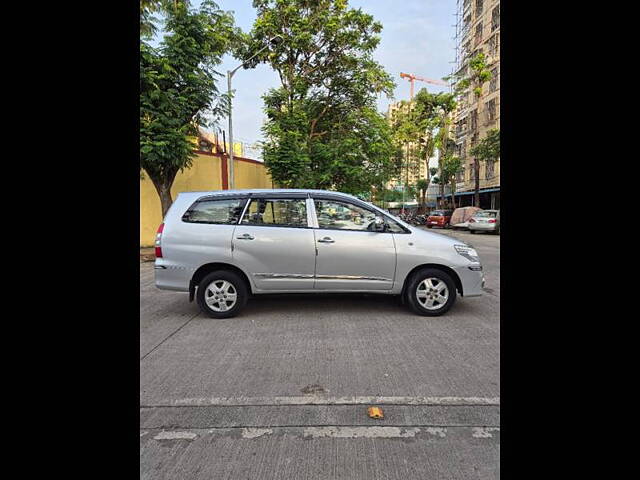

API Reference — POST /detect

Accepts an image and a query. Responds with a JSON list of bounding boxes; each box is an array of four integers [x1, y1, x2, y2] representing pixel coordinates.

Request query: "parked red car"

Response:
[[426, 210, 453, 228]]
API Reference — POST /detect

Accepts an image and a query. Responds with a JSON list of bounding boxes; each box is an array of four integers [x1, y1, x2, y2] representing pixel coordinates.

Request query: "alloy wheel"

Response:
[[204, 280, 237, 312], [416, 278, 449, 310]]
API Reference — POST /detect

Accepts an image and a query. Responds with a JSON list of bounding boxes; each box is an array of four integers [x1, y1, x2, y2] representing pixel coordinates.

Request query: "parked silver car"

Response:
[[155, 189, 484, 318], [469, 209, 500, 234]]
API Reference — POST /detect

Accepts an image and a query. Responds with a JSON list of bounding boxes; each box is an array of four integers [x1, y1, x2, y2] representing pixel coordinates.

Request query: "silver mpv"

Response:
[[155, 189, 484, 318]]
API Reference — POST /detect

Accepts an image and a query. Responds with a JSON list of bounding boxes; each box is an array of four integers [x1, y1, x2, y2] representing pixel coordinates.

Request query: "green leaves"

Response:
[[140, 0, 236, 214], [452, 52, 491, 99], [253, 0, 397, 193], [470, 129, 500, 162]]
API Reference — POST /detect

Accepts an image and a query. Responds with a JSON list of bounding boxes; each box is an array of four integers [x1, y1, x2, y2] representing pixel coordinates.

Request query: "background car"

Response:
[[450, 206, 482, 230], [469, 209, 500, 234], [426, 209, 453, 228]]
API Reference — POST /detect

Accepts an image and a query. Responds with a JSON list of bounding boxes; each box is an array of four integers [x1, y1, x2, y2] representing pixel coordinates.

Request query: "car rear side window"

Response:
[[182, 198, 245, 224], [241, 198, 308, 227]]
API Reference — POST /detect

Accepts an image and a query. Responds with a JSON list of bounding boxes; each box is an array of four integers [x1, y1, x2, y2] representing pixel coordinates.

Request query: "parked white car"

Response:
[[469, 210, 500, 234]]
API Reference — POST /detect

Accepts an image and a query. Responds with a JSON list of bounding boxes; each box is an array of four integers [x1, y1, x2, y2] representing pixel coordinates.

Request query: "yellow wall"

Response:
[[140, 153, 271, 246], [234, 159, 273, 190]]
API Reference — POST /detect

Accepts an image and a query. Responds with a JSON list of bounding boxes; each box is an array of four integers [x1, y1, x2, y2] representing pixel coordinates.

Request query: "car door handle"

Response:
[[317, 237, 335, 243], [236, 233, 255, 240]]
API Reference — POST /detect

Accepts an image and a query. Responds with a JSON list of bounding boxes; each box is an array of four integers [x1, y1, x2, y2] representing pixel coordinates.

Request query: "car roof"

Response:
[[176, 189, 364, 202]]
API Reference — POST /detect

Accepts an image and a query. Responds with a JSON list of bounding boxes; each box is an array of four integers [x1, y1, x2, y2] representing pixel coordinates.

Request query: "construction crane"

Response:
[[400, 72, 448, 100]]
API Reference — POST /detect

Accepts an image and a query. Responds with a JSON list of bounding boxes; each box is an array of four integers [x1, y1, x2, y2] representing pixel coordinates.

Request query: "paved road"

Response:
[[140, 228, 499, 479]]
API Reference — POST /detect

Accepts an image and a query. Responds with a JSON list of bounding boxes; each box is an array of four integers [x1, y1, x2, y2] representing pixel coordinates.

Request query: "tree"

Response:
[[140, 1, 237, 216], [241, 0, 398, 194], [470, 128, 500, 178], [449, 52, 492, 206], [416, 178, 429, 211], [141, 0, 164, 39], [390, 90, 456, 211], [441, 154, 463, 209]]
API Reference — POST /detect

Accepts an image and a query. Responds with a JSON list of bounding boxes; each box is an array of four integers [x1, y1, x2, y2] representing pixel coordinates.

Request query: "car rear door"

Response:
[[311, 196, 396, 291], [232, 193, 316, 291]]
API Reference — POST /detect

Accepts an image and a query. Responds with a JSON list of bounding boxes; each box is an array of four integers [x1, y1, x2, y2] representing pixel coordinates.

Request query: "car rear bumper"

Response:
[[426, 220, 448, 227], [154, 260, 191, 292], [469, 223, 496, 231]]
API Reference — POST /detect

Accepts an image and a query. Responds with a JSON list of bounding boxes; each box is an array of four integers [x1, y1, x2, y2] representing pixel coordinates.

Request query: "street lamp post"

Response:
[[227, 35, 282, 190]]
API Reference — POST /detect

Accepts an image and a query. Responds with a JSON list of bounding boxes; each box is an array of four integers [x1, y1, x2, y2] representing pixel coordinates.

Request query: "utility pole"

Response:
[[226, 70, 235, 189], [227, 35, 282, 190]]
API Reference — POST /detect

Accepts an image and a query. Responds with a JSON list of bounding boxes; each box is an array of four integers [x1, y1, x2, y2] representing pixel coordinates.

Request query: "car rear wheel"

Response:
[[196, 270, 248, 319], [405, 268, 457, 316]]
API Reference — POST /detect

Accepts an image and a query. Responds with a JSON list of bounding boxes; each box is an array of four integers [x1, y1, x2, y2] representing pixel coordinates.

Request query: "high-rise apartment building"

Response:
[[450, 0, 500, 209]]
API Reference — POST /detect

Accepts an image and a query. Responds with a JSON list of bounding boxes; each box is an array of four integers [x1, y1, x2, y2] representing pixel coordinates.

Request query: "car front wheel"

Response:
[[196, 270, 248, 319], [405, 268, 457, 316]]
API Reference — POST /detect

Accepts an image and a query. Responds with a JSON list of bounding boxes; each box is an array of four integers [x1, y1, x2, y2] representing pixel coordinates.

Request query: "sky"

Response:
[[155, 0, 456, 148]]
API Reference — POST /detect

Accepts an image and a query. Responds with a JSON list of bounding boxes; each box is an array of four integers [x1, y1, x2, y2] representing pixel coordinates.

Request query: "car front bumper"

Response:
[[454, 265, 485, 297]]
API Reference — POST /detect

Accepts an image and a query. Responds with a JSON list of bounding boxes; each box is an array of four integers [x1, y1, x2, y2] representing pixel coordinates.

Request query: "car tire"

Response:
[[427, 225, 432, 228], [405, 268, 457, 316], [196, 270, 248, 319], [469, 230, 475, 234]]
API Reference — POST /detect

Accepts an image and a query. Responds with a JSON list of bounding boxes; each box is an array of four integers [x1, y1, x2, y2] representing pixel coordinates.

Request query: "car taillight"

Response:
[[155, 223, 164, 258], [488, 219, 496, 223]]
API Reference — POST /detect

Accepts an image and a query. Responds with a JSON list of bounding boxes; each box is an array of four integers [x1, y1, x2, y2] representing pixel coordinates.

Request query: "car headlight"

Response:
[[454, 244, 480, 263]]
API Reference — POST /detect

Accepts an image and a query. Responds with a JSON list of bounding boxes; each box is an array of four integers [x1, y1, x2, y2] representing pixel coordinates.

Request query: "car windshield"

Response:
[[430, 211, 446, 216], [474, 211, 497, 218]]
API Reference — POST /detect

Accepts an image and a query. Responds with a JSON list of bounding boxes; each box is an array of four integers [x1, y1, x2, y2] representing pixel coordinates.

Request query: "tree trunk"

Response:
[[451, 180, 457, 209], [152, 179, 174, 219], [474, 159, 480, 207]]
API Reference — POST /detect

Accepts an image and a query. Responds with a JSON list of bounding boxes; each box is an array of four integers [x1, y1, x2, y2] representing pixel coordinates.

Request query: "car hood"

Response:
[[409, 226, 468, 247]]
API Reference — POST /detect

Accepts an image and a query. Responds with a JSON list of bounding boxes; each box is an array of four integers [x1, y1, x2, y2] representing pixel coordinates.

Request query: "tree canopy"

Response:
[[241, 0, 398, 195], [140, 0, 238, 215], [470, 128, 500, 163]]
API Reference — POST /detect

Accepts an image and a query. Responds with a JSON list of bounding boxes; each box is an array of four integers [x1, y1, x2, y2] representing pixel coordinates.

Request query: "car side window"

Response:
[[182, 198, 245, 224], [241, 198, 308, 227], [384, 216, 406, 233], [314, 200, 381, 231]]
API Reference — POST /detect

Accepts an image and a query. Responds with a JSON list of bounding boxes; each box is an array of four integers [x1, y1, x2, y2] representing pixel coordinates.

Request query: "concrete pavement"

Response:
[[140, 229, 500, 479]]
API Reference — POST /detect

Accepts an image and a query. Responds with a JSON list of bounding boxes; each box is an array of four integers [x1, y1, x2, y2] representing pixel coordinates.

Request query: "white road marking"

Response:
[[424, 427, 447, 438], [241, 428, 273, 439], [153, 431, 198, 441], [472, 427, 500, 438], [303, 426, 421, 439], [166, 396, 499, 407]]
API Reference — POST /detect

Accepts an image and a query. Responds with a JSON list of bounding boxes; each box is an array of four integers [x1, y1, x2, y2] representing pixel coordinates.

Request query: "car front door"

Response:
[[312, 197, 397, 291], [233, 194, 316, 291]]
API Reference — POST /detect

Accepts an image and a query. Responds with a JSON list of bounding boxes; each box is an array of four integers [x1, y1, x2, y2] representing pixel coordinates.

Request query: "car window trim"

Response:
[[239, 196, 311, 229]]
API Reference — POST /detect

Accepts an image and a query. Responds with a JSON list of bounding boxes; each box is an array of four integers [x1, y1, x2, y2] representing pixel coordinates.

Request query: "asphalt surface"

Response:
[[140, 228, 500, 479]]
